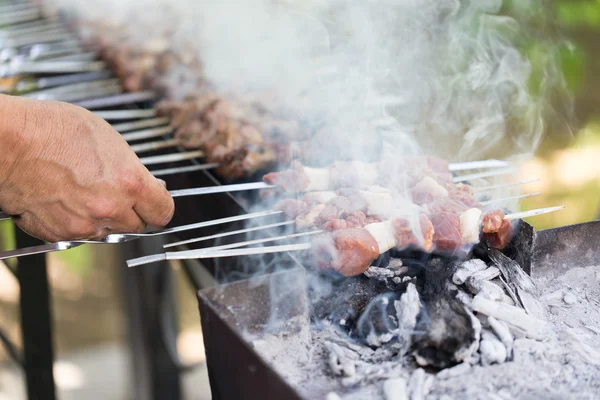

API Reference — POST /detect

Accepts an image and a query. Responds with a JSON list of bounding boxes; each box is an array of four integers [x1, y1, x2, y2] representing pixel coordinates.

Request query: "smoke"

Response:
[[44, 0, 568, 162], [43, 0, 569, 332]]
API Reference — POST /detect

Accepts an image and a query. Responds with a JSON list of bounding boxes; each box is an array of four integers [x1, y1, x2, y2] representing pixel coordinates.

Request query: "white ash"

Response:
[[382, 377, 408, 400], [250, 265, 600, 399], [452, 259, 487, 285], [365, 259, 410, 285]]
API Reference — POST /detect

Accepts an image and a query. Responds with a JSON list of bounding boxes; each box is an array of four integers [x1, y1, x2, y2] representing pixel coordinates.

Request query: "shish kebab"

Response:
[[0, 164, 538, 260], [0, 163, 526, 222], [127, 206, 563, 268], [128, 161, 561, 269]]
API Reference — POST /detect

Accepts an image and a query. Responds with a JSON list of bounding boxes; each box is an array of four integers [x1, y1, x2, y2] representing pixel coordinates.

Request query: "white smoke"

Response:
[[43, 0, 568, 162]]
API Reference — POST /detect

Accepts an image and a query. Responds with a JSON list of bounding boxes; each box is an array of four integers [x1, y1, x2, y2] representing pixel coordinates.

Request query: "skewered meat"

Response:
[[312, 228, 380, 276], [312, 213, 434, 276], [482, 209, 504, 233], [308, 207, 512, 277], [263, 158, 454, 194], [157, 95, 311, 181], [481, 209, 514, 249]]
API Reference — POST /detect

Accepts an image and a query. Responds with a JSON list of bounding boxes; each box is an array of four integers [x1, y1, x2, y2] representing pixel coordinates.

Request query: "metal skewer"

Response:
[[72, 91, 157, 109], [0, 61, 107, 77], [139, 150, 204, 166], [23, 78, 121, 100], [0, 210, 282, 261], [453, 167, 520, 183], [0, 21, 62, 38], [121, 126, 172, 142], [168, 182, 274, 198], [504, 206, 565, 221], [0, 8, 41, 27], [131, 230, 320, 267], [94, 109, 158, 120], [127, 243, 312, 268], [448, 159, 509, 172], [2, 32, 74, 49], [46, 51, 97, 63], [129, 205, 566, 267], [12, 71, 113, 93], [130, 139, 179, 154], [480, 192, 542, 206], [112, 117, 170, 133], [150, 163, 219, 177], [0, 3, 38, 14], [164, 220, 296, 249]]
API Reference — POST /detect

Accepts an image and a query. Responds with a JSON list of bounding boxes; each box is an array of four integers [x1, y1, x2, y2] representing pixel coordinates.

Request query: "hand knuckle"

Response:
[[92, 199, 121, 220], [118, 170, 144, 194]]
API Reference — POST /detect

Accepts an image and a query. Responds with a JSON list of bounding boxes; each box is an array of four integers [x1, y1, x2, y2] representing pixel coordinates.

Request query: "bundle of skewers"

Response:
[[127, 157, 562, 272]]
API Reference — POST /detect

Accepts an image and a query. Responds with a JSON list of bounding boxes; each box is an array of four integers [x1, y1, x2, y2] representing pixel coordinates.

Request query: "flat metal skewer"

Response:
[[480, 192, 542, 206], [25, 84, 122, 103], [448, 159, 509, 172], [13, 71, 113, 93], [0, 21, 62, 38], [1, 31, 71, 48], [112, 117, 170, 133], [131, 230, 320, 267], [150, 163, 219, 177], [23, 78, 121, 99], [47, 51, 97, 63], [0, 61, 107, 77], [129, 204, 567, 267], [94, 109, 158, 120], [168, 182, 275, 198], [504, 206, 565, 221], [0, 3, 38, 14], [130, 139, 179, 154], [139, 150, 204, 166], [0, 8, 41, 27], [127, 243, 312, 268], [0, 210, 282, 260], [72, 91, 157, 109], [121, 126, 172, 142], [453, 167, 520, 183], [164, 220, 296, 249]]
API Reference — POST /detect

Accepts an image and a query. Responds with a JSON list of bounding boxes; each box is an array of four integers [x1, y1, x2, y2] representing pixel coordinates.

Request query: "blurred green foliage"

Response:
[[556, 0, 600, 28], [1, 220, 93, 276]]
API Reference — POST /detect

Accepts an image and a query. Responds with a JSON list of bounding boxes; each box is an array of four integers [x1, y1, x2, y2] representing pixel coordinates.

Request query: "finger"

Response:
[[133, 172, 175, 228], [99, 208, 146, 234], [156, 178, 167, 189]]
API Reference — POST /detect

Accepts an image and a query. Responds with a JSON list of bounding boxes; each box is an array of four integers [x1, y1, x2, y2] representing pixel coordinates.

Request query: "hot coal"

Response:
[[353, 292, 402, 344], [410, 257, 479, 369], [311, 275, 392, 331]]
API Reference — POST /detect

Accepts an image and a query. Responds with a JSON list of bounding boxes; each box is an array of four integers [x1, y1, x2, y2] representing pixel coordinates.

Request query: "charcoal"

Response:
[[411, 258, 480, 369], [353, 292, 402, 345], [502, 220, 535, 275], [487, 248, 536, 294], [311, 275, 391, 330]]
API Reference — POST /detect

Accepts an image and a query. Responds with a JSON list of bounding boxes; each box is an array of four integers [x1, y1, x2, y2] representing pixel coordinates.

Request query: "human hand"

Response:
[[0, 95, 174, 242]]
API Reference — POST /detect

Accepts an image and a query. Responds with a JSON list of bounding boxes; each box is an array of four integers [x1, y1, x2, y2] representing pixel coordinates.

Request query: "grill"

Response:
[[197, 219, 600, 399], [0, 2, 592, 400]]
